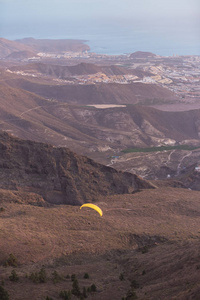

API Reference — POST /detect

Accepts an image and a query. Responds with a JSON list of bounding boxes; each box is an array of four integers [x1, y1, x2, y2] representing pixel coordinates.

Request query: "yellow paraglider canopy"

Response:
[[80, 203, 103, 217]]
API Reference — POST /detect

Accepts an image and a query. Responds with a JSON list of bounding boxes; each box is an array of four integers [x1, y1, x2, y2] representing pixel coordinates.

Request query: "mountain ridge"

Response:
[[0, 37, 90, 58], [4, 76, 175, 105], [0, 131, 154, 205], [9, 61, 152, 78]]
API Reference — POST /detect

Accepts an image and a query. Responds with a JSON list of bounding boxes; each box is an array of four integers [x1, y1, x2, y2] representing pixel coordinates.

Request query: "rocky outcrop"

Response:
[[0, 131, 154, 205]]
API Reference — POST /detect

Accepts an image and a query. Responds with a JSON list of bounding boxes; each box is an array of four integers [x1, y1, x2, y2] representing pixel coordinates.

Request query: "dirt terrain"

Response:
[[0, 133, 199, 300], [0, 133, 199, 299], [0, 187, 200, 299]]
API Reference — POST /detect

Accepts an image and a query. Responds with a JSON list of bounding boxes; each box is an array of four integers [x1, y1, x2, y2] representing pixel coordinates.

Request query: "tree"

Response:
[[0, 285, 9, 300], [71, 279, 81, 297]]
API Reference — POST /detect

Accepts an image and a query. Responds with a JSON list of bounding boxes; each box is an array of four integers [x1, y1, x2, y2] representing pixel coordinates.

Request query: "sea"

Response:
[[1, 22, 200, 57]]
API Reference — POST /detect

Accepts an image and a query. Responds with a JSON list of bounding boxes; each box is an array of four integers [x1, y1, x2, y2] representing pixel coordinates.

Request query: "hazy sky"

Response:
[[0, 0, 199, 55], [1, 0, 199, 23]]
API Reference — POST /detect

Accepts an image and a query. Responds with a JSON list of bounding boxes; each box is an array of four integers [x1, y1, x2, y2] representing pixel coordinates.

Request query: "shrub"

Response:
[[4, 253, 18, 267], [52, 270, 63, 284], [29, 268, 47, 283], [119, 273, 124, 281], [0, 285, 9, 300], [82, 287, 87, 298], [9, 270, 19, 282], [46, 297, 53, 300], [141, 246, 148, 254], [87, 287, 91, 293], [130, 280, 139, 289], [83, 273, 89, 279], [29, 272, 39, 283], [59, 290, 71, 300], [125, 288, 138, 299], [71, 274, 76, 282], [90, 284, 97, 292], [142, 270, 146, 275], [71, 279, 81, 297], [38, 268, 47, 283]]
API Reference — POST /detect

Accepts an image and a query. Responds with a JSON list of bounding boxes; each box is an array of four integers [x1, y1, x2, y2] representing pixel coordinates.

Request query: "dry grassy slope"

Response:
[[67, 105, 200, 141], [0, 187, 199, 299], [10, 62, 151, 78], [0, 82, 50, 114], [0, 77, 108, 153], [0, 131, 153, 205], [5, 76, 175, 105], [135, 105, 200, 140]]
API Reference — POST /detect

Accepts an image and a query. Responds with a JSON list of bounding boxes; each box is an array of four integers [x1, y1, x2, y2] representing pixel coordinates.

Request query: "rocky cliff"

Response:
[[0, 131, 153, 205]]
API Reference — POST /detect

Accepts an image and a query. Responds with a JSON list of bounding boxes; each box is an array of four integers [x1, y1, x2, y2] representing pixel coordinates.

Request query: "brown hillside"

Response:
[[0, 131, 153, 205], [0, 77, 199, 161], [130, 51, 157, 59], [10, 62, 151, 78], [16, 37, 90, 52], [0, 38, 33, 58], [0, 79, 110, 153], [128, 105, 200, 141], [0, 38, 90, 59], [5, 77, 175, 104], [6, 50, 38, 60]]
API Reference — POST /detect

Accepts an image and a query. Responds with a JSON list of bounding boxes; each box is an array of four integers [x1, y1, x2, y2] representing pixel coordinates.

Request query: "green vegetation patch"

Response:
[[122, 145, 200, 153]]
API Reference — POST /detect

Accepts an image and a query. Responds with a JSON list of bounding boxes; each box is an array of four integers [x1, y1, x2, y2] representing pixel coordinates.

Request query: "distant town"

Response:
[[5, 49, 200, 101]]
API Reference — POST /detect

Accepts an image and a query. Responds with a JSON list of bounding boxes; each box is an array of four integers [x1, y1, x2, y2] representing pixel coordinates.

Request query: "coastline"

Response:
[[2, 34, 199, 57]]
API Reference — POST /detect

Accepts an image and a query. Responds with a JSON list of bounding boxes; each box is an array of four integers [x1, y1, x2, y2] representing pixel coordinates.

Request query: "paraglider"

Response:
[[80, 203, 103, 217]]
